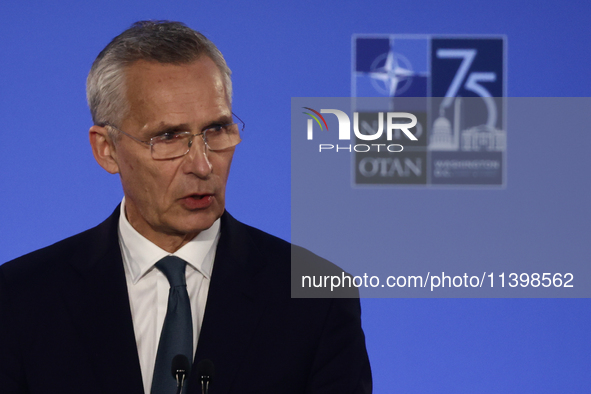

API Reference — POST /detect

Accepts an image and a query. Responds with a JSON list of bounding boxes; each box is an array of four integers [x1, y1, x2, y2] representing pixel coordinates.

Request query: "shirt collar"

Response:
[[118, 198, 219, 284]]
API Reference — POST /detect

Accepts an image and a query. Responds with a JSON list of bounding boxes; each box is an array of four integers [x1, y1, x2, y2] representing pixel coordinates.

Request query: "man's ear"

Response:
[[89, 125, 120, 174]]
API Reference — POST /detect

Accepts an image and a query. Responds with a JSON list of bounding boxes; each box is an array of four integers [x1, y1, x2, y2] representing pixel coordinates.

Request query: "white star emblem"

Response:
[[368, 51, 414, 96]]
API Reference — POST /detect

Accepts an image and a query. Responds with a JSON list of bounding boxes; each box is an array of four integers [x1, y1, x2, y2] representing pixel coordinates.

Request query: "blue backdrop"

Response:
[[1, 1, 589, 392]]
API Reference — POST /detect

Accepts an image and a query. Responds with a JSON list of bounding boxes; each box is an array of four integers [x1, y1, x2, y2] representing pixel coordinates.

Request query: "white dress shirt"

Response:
[[117, 198, 219, 394]]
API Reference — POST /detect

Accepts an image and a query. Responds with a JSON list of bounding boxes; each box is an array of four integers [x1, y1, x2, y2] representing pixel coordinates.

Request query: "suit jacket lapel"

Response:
[[60, 207, 144, 394], [193, 211, 268, 393]]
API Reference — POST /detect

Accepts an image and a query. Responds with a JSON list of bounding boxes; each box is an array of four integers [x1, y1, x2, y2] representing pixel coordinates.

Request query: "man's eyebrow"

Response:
[[201, 114, 234, 130], [147, 115, 233, 137], [207, 114, 233, 124]]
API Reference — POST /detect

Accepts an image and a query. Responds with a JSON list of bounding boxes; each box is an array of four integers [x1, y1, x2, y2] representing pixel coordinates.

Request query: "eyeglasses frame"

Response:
[[100, 113, 244, 160]]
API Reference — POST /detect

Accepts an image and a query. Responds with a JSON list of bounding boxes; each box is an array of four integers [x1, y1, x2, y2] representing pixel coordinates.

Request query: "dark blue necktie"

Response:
[[151, 256, 193, 394]]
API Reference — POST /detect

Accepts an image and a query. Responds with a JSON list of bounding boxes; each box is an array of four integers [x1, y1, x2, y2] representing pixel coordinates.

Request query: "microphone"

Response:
[[171, 354, 191, 394], [197, 359, 215, 394]]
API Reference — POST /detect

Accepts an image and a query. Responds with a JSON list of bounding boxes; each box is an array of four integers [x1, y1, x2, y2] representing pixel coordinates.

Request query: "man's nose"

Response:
[[181, 137, 212, 178]]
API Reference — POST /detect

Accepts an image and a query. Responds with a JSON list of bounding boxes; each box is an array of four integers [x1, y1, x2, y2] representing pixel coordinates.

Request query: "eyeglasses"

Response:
[[102, 113, 244, 160]]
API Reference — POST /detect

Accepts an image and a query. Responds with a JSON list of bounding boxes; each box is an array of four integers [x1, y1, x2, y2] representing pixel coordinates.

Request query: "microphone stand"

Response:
[[200, 375, 211, 394], [171, 355, 191, 394], [175, 369, 188, 394]]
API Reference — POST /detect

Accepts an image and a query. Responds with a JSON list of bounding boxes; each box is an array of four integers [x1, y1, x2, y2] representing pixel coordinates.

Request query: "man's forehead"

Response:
[[120, 58, 230, 131]]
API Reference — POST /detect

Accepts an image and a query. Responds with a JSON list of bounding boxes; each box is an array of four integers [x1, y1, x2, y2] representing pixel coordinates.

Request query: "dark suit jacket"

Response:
[[0, 207, 371, 393]]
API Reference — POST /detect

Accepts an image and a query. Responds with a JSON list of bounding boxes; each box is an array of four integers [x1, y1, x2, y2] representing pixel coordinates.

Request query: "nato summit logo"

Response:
[[352, 35, 506, 186]]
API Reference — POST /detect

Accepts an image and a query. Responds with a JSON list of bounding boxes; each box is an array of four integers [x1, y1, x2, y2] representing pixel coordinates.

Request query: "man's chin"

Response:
[[177, 208, 223, 233]]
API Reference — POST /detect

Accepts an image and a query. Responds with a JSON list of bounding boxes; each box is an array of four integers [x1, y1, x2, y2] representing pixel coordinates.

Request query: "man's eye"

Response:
[[207, 124, 225, 133], [157, 132, 184, 142]]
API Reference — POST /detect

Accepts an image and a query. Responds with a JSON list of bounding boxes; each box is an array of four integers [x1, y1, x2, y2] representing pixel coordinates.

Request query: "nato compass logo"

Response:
[[353, 36, 429, 99], [352, 35, 506, 186], [368, 51, 414, 96]]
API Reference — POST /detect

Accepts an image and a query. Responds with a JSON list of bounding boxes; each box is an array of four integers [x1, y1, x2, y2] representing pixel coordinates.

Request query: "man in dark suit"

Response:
[[0, 21, 371, 393]]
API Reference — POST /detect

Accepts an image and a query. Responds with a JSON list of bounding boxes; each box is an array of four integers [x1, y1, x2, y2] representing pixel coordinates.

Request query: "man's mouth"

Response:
[[180, 194, 214, 209]]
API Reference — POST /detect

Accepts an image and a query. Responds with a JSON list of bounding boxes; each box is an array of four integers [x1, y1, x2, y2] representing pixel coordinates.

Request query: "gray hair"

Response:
[[86, 20, 232, 127]]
